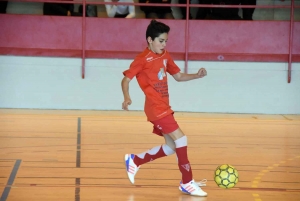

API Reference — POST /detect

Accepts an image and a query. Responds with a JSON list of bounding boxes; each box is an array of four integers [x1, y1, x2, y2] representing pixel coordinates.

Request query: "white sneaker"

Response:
[[124, 154, 140, 184], [179, 179, 208, 197]]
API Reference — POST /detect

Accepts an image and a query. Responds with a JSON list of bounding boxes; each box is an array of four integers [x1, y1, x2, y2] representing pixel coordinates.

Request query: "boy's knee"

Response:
[[162, 144, 175, 155], [174, 135, 188, 148]]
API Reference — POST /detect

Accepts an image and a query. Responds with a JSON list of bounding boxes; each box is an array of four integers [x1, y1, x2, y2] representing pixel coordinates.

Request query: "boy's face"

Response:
[[147, 33, 168, 54]]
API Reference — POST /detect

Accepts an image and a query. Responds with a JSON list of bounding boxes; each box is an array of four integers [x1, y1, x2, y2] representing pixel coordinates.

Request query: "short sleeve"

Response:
[[123, 58, 144, 79], [166, 55, 181, 75]]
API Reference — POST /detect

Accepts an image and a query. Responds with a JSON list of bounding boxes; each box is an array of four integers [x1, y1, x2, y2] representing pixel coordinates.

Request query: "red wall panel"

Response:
[[0, 14, 299, 62], [189, 21, 290, 54], [0, 14, 82, 49]]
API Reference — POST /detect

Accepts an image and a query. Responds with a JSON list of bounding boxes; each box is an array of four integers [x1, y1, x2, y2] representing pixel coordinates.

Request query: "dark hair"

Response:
[[146, 20, 170, 42]]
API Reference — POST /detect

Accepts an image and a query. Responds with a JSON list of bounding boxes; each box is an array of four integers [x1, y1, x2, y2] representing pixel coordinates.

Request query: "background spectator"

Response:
[[178, 0, 192, 19], [43, 0, 77, 16], [196, 0, 256, 20], [78, 5, 98, 17], [243, 0, 256, 20], [104, 0, 135, 18], [139, 0, 174, 19]]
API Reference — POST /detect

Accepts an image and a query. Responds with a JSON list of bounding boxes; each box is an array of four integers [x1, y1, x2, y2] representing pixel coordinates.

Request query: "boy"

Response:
[[121, 20, 208, 197]]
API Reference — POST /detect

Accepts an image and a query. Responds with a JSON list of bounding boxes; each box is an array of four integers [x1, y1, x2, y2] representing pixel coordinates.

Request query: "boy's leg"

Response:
[[133, 135, 175, 166], [124, 138, 175, 184], [167, 128, 207, 196], [125, 114, 185, 176], [166, 128, 192, 183], [125, 115, 178, 184], [132, 115, 178, 167]]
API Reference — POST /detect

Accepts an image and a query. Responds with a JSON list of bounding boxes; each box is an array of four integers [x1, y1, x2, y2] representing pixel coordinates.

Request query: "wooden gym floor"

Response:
[[0, 109, 299, 201]]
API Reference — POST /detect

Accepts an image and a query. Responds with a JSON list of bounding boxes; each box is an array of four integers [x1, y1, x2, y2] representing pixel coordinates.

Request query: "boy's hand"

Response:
[[122, 98, 132, 111], [197, 68, 207, 78]]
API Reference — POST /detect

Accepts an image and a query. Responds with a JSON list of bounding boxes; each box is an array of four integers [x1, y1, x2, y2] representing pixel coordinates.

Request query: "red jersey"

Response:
[[123, 48, 181, 121]]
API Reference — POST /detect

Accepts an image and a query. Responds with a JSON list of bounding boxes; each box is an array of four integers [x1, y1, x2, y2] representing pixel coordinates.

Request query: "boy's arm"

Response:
[[121, 76, 132, 110], [172, 68, 207, 82]]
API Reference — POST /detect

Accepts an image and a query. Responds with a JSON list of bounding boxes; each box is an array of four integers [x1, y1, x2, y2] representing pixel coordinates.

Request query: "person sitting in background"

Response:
[[178, 0, 193, 19], [43, 1, 77, 16], [78, 5, 98, 17], [242, 0, 256, 20], [196, 0, 256, 20], [139, 0, 174, 19], [0, 1, 8, 14], [104, 0, 135, 18]]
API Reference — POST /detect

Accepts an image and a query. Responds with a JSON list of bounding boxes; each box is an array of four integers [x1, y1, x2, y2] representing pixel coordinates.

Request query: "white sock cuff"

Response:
[[174, 136, 187, 148], [162, 144, 175, 156]]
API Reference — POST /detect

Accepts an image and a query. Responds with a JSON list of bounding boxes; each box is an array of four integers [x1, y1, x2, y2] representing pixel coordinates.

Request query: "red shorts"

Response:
[[151, 113, 179, 136]]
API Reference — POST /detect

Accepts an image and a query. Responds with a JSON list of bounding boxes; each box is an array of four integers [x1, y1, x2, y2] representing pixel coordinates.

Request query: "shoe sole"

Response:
[[178, 186, 207, 197]]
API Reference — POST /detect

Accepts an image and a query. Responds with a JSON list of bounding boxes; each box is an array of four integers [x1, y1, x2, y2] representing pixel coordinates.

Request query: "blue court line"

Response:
[[0, 159, 21, 201]]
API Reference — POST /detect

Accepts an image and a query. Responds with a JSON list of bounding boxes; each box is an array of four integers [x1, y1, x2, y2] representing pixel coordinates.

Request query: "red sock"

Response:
[[133, 144, 174, 166], [175, 137, 193, 184]]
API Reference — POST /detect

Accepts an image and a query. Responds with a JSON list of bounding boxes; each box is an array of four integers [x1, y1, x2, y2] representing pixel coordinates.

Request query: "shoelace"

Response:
[[196, 179, 207, 187]]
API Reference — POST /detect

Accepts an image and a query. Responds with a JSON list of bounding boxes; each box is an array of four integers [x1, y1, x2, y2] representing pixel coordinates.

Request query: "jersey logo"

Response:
[[146, 57, 153, 61], [157, 68, 166, 80]]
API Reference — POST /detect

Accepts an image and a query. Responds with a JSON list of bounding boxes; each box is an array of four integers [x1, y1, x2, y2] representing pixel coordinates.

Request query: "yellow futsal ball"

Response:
[[214, 164, 239, 189]]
